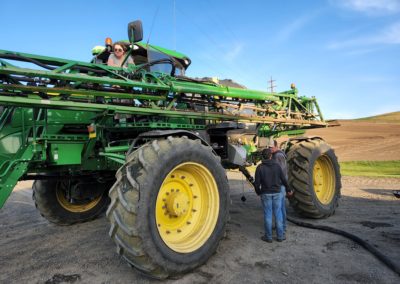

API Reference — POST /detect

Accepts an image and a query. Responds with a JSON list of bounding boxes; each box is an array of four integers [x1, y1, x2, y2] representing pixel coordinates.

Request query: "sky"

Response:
[[1, 0, 399, 119]]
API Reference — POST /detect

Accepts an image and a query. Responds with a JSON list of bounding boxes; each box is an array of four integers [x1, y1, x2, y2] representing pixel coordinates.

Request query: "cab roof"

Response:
[[120, 40, 191, 69]]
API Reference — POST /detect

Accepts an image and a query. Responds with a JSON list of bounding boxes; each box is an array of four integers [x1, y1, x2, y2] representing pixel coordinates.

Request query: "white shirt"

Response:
[[107, 53, 134, 68]]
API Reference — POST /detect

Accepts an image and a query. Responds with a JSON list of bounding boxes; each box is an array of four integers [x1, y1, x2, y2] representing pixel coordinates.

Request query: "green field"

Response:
[[238, 161, 400, 178], [340, 161, 400, 178]]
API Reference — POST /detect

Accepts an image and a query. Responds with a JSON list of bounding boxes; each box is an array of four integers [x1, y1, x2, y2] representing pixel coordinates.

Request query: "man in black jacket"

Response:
[[270, 140, 289, 238], [254, 148, 293, 242]]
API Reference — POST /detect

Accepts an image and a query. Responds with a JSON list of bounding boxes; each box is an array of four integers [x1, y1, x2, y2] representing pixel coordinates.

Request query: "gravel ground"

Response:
[[0, 173, 399, 284]]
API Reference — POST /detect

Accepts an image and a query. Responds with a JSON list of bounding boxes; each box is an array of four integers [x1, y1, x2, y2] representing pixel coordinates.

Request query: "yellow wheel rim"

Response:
[[56, 183, 102, 213], [155, 162, 220, 253], [313, 155, 335, 205]]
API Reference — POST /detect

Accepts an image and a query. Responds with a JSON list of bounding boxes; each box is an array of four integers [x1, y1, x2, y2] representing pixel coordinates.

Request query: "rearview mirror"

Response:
[[128, 20, 143, 43]]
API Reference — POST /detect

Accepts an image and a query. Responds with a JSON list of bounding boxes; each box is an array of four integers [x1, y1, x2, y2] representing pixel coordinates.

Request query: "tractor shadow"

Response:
[[362, 188, 400, 197]]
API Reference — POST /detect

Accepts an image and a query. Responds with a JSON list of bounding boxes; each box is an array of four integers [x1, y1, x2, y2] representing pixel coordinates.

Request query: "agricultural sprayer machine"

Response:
[[0, 20, 341, 278]]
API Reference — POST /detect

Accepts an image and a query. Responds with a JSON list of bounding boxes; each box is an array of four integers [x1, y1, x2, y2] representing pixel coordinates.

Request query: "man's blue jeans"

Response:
[[280, 185, 287, 234], [261, 193, 283, 240]]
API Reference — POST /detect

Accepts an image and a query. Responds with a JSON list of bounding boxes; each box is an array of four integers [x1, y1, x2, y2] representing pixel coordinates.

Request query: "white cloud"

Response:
[[223, 43, 243, 63], [380, 22, 400, 44], [336, 0, 400, 15], [342, 47, 379, 56], [328, 21, 400, 49], [277, 17, 311, 42], [276, 12, 320, 43]]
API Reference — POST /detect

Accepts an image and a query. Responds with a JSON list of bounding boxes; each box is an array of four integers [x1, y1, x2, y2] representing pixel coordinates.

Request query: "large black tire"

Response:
[[287, 138, 341, 218], [33, 179, 111, 225], [106, 136, 230, 279]]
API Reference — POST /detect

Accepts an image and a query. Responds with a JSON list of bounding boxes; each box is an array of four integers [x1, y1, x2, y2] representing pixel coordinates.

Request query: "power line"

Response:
[[202, 0, 242, 44], [174, 6, 257, 87]]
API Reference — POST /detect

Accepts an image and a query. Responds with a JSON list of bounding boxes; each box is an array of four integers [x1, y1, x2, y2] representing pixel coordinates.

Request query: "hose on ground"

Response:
[[287, 216, 400, 277]]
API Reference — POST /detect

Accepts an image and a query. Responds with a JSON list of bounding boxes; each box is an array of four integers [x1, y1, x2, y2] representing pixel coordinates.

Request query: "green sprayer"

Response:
[[0, 20, 341, 278]]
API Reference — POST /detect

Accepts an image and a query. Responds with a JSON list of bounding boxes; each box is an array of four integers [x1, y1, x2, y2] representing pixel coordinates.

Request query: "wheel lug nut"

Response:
[[189, 183, 193, 187], [166, 230, 170, 234], [171, 175, 175, 178], [181, 176, 185, 179], [187, 221, 191, 225], [192, 209, 197, 212], [171, 189, 174, 192], [162, 198, 166, 201], [177, 229, 181, 233], [166, 192, 169, 195], [158, 224, 161, 227], [193, 195, 198, 199], [176, 189, 180, 192]]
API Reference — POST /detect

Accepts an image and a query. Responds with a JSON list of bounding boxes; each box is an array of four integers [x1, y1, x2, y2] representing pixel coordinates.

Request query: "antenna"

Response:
[[146, 3, 161, 46], [173, 0, 176, 50], [268, 76, 276, 93]]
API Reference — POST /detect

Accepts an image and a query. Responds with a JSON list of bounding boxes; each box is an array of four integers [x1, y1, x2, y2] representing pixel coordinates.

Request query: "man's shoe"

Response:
[[277, 238, 284, 242], [261, 236, 273, 243]]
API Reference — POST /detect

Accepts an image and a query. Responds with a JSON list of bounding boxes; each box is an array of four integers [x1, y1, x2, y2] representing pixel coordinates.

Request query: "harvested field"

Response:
[[305, 117, 400, 162]]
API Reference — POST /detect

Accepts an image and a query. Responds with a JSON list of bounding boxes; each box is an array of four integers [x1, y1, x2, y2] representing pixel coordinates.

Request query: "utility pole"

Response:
[[267, 76, 276, 93]]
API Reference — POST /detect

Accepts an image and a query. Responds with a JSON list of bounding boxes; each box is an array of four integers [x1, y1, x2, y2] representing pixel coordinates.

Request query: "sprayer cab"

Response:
[[91, 20, 190, 73]]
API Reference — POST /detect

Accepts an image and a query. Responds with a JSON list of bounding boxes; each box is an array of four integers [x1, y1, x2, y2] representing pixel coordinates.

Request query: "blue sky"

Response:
[[1, 0, 399, 119]]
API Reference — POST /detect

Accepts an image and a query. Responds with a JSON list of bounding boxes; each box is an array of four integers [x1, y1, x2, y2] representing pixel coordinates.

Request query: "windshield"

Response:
[[147, 49, 184, 75]]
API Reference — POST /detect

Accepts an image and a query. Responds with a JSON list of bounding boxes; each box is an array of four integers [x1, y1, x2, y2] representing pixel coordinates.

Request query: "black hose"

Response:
[[287, 216, 400, 277], [0, 54, 56, 70]]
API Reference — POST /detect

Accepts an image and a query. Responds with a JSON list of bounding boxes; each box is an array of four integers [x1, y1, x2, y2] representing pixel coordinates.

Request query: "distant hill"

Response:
[[356, 111, 400, 124], [218, 79, 247, 89], [196, 77, 247, 89]]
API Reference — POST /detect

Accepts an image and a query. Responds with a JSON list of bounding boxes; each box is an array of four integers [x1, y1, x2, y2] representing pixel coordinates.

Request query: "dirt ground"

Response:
[[1, 119, 400, 283], [0, 173, 399, 284]]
